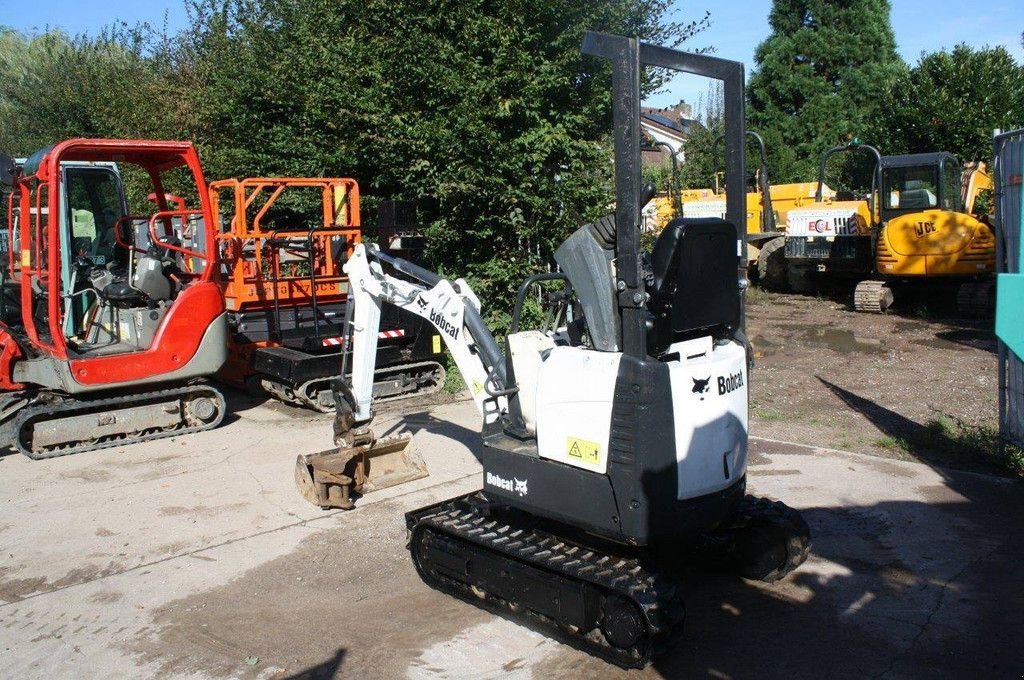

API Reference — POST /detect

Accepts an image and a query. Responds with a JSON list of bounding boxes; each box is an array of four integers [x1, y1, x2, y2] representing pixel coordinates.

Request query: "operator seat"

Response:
[[647, 217, 740, 355]]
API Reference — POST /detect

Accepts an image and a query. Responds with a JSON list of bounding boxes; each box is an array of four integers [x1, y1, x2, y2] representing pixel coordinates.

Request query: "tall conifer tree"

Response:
[[747, 0, 902, 181]]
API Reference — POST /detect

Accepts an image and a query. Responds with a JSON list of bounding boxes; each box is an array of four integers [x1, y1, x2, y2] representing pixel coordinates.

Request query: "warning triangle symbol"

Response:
[[569, 442, 582, 458]]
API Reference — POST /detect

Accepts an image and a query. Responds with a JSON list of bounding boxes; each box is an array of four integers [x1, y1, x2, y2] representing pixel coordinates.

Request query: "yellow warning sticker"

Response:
[[21, 249, 30, 268], [432, 334, 442, 354], [566, 437, 600, 465]]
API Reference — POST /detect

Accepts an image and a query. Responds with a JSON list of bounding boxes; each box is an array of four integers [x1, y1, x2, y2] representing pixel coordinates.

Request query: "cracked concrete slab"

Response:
[[0, 396, 1021, 679]]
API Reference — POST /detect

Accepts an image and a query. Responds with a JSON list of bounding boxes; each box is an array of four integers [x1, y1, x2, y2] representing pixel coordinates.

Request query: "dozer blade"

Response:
[[295, 434, 428, 509]]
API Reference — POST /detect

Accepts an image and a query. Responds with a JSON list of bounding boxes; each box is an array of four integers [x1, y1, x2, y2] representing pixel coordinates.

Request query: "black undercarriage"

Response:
[[406, 490, 809, 668]]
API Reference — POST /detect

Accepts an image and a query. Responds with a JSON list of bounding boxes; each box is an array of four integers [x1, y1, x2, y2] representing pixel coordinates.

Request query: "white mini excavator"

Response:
[[295, 33, 810, 668]]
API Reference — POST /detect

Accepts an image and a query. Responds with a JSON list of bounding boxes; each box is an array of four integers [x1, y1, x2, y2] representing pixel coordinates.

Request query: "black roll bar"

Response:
[[582, 32, 746, 356]]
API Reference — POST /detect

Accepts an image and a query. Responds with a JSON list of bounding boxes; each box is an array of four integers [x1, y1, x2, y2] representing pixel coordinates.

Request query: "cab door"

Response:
[[60, 165, 128, 340]]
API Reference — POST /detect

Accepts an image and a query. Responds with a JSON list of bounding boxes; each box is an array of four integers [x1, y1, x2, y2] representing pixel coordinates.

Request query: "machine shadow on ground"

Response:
[[282, 648, 346, 680], [642, 495, 1022, 678], [376, 408, 482, 462], [531, 416, 1023, 678], [933, 327, 997, 353], [816, 376, 1010, 475]]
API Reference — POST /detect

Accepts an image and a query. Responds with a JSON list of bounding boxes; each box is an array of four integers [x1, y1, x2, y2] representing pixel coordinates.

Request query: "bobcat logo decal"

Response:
[[514, 478, 528, 497], [692, 376, 711, 402]]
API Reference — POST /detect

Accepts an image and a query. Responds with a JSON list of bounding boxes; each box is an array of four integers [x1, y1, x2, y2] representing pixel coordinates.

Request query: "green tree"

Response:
[[677, 81, 724, 191], [747, 0, 902, 182], [869, 44, 1024, 162], [0, 25, 182, 156], [184, 0, 707, 324]]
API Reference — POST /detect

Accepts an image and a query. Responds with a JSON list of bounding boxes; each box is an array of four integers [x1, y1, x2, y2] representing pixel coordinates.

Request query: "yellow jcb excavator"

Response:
[[853, 153, 994, 313]]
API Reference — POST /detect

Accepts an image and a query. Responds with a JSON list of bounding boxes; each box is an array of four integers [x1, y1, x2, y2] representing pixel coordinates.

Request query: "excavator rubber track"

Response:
[[406, 492, 685, 669], [695, 495, 811, 583], [265, 360, 446, 412], [12, 383, 226, 459]]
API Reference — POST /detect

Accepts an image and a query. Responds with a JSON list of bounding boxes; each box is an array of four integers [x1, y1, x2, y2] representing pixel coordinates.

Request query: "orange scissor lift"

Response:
[[211, 177, 445, 411]]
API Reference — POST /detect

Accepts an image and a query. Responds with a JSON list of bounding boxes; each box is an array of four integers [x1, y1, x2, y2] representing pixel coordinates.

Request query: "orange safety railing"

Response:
[[211, 177, 361, 315]]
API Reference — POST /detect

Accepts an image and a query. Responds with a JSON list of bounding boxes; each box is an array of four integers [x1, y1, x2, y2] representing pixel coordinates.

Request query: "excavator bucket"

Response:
[[294, 434, 428, 509]]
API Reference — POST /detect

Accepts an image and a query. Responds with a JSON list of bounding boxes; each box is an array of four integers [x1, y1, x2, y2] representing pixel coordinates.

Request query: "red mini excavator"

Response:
[[0, 139, 228, 458]]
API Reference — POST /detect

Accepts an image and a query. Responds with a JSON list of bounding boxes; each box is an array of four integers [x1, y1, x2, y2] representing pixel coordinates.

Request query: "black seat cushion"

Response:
[[647, 217, 740, 354], [100, 280, 145, 304]]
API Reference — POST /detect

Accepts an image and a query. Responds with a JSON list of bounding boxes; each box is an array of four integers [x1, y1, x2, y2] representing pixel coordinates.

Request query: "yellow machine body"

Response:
[[877, 209, 994, 276], [876, 156, 994, 278]]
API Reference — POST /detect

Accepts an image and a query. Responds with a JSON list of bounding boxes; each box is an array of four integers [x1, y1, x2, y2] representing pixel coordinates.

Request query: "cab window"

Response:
[[882, 165, 938, 211], [941, 161, 963, 212], [65, 168, 126, 266]]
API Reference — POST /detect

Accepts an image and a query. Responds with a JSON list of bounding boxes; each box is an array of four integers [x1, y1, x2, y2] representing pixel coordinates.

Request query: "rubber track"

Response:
[[406, 492, 685, 669], [698, 495, 811, 583], [14, 383, 226, 459], [290, 360, 447, 412]]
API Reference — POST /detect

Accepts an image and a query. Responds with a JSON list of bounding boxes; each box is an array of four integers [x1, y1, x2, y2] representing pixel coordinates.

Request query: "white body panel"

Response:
[[667, 339, 748, 500], [786, 207, 862, 237], [682, 199, 726, 220], [533, 338, 748, 501], [534, 347, 621, 475], [507, 330, 556, 434]]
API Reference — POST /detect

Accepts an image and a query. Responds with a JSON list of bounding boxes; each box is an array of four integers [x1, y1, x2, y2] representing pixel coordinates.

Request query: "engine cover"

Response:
[[532, 339, 746, 501]]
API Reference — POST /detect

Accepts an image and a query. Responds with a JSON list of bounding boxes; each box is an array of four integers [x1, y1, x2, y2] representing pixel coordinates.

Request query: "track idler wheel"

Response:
[[601, 595, 646, 650]]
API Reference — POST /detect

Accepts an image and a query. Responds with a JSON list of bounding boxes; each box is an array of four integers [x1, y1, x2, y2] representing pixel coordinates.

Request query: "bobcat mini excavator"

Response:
[[295, 33, 810, 667]]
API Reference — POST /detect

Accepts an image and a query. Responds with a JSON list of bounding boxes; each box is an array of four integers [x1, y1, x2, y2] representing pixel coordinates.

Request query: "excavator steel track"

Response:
[[956, 281, 995, 317], [13, 383, 226, 459], [406, 492, 685, 669], [854, 279, 894, 313]]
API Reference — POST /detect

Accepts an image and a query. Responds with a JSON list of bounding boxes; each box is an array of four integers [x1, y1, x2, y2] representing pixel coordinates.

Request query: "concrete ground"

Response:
[[1, 396, 1022, 679]]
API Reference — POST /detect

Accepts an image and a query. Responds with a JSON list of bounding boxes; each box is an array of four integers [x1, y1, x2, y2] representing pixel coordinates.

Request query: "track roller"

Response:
[[854, 279, 894, 313]]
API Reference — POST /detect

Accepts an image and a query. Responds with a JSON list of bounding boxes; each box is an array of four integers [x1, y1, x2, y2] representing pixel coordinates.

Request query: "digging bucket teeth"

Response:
[[295, 434, 427, 509]]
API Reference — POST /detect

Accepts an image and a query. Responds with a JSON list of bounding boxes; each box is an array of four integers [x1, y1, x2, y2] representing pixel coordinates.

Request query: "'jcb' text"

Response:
[[718, 371, 744, 395], [430, 309, 460, 340], [914, 221, 936, 237]]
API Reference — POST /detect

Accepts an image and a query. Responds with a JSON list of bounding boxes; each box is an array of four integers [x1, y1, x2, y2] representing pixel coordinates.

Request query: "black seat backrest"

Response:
[[647, 217, 740, 354]]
